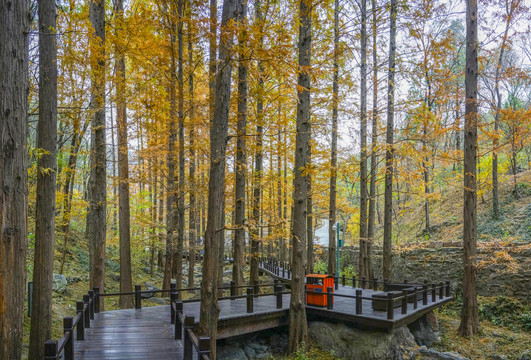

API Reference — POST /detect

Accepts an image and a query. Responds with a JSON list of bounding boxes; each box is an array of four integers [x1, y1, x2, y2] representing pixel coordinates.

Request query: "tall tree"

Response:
[[328, 0, 339, 276], [250, 0, 264, 287], [87, 0, 107, 309], [233, 0, 248, 295], [358, 0, 371, 284], [287, 0, 311, 352], [0, 2, 28, 357], [198, 0, 239, 358], [307, 141, 313, 273], [382, 0, 397, 281], [459, 0, 479, 337], [114, 0, 133, 309], [188, 0, 197, 288], [28, 0, 58, 357]]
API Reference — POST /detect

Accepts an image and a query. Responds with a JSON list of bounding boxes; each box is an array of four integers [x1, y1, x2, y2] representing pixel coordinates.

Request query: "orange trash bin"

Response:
[[305, 274, 334, 307]]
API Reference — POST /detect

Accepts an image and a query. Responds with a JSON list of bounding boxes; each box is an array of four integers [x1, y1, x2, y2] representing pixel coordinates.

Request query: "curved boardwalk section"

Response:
[[76, 306, 183, 360]]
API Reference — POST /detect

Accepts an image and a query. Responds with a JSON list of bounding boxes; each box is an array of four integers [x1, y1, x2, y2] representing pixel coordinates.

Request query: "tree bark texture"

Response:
[[287, 0, 311, 352], [0, 3, 29, 358], [87, 0, 107, 310], [188, 0, 197, 288], [459, 0, 479, 337], [382, 0, 397, 281], [198, 0, 238, 358], [234, 0, 248, 295], [114, 0, 133, 309], [307, 142, 313, 273], [328, 0, 339, 276], [29, 0, 58, 357]]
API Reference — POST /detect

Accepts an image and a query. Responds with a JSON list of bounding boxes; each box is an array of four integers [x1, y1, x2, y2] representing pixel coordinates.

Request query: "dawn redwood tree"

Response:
[[288, 0, 312, 352], [328, 0, 339, 276], [233, 0, 248, 295], [459, 0, 480, 337], [114, 0, 133, 309], [382, 0, 397, 281], [29, 0, 58, 357], [87, 0, 107, 309], [188, 0, 197, 288], [198, 0, 239, 357], [0, 2, 29, 358]]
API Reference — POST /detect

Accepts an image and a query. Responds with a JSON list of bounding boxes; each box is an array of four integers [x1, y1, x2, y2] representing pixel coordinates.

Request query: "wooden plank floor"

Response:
[[75, 306, 186, 360]]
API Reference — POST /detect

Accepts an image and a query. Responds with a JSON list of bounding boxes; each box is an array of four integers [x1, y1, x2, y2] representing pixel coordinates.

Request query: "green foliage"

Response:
[[479, 296, 531, 331], [313, 260, 327, 274]]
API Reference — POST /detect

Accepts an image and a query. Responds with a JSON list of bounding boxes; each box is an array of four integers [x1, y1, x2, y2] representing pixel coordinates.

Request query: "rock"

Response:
[[147, 297, 167, 305], [66, 276, 82, 284], [52, 274, 67, 293], [217, 346, 248, 360], [309, 321, 416, 360], [142, 266, 151, 274], [408, 312, 440, 346], [417, 346, 470, 360], [488, 355, 508, 360], [109, 273, 120, 282], [243, 344, 256, 358], [142, 282, 160, 298], [518, 350, 531, 360]]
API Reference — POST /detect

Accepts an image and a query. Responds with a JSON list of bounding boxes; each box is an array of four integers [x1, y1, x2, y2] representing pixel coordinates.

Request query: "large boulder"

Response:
[[408, 312, 440, 346], [416, 346, 469, 360], [308, 321, 417, 360], [142, 282, 159, 298], [52, 274, 67, 293]]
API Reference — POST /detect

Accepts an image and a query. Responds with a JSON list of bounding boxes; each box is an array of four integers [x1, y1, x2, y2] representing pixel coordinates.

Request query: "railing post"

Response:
[[175, 301, 183, 339], [327, 287, 333, 310], [198, 337, 211, 358], [183, 316, 195, 360], [355, 289, 362, 315], [401, 290, 408, 314], [247, 287, 254, 313], [383, 278, 388, 291], [431, 283, 436, 302], [445, 281, 451, 297], [170, 292, 177, 324], [76, 301, 85, 341], [93, 287, 100, 314], [335, 275, 339, 290], [352, 276, 356, 288], [387, 293, 394, 320], [135, 285, 142, 309], [412, 287, 418, 309], [276, 284, 283, 309], [341, 274, 345, 286], [83, 294, 90, 328], [362, 277, 366, 289], [254, 280, 259, 298], [439, 282, 444, 299], [63, 316, 74, 360], [282, 266, 285, 278], [88, 290, 95, 320], [372, 278, 378, 291], [44, 340, 58, 360], [230, 281, 236, 298], [288, 270, 291, 279], [422, 284, 428, 305]]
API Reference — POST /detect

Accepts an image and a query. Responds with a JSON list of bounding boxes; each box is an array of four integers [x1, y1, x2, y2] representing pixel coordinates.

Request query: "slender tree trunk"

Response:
[[175, 0, 185, 293], [288, 0, 311, 352], [307, 140, 313, 273], [87, 0, 107, 310], [423, 122, 430, 231], [328, 0, 339, 276], [359, 0, 370, 284], [382, 0, 397, 281], [367, 0, 378, 282], [277, 124, 284, 262], [198, 0, 238, 358], [150, 157, 157, 274], [233, 0, 248, 295], [188, 0, 197, 288], [110, 108, 117, 236], [0, 2, 28, 358], [163, 3, 178, 292], [459, 0, 479, 337], [114, 0, 133, 309], [250, 0, 264, 287], [29, 0, 57, 357]]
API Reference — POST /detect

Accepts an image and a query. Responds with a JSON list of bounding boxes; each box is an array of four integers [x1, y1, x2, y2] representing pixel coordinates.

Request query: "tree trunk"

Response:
[[382, 0, 397, 281], [287, 0, 311, 352], [0, 2, 29, 358], [459, 0, 479, 337], [188, 0, 197, 288], [163, 2, 178, 292], [306, 140, 313, 273], [250, 0, 264, 288], [198, 0, 238, 358], [367, 0, 378, 282], [233, 0, 248, 295], [114, 0, 133, 309], [277, 124, 284, 262], [328, 0, 339, 276], [359, 0, 370, 284], [87, 0, 107, 310], [28, 0, 57, 357]]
